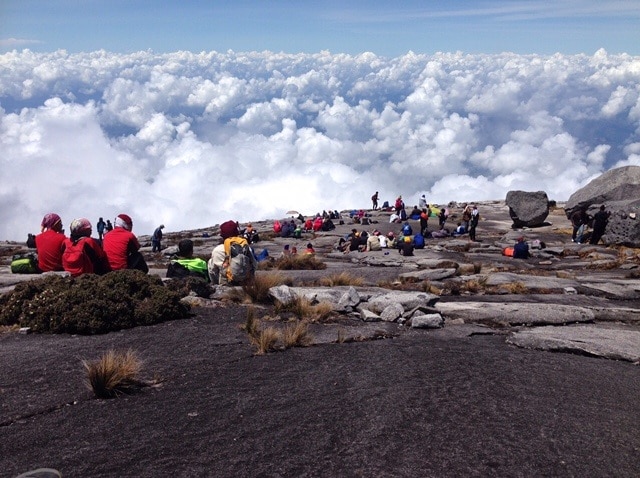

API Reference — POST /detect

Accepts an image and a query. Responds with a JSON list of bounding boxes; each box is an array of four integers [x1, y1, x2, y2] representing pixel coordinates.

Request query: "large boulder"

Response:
[[505, 190, 549, 227], [565, 166, 640, 247]]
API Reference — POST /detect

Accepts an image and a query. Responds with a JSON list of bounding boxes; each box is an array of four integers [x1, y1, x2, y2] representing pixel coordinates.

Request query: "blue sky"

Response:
[[1, 0, 639, 56]]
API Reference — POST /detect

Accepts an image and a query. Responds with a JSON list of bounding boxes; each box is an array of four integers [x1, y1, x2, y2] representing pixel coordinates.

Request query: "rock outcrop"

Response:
[[565, 166, 640, 246], [505, 190, 549, 227]]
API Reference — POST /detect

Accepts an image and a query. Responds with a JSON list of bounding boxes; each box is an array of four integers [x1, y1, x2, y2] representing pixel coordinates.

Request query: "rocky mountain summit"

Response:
[[2, 198, 638, 363], [2, 196, 639, 478]]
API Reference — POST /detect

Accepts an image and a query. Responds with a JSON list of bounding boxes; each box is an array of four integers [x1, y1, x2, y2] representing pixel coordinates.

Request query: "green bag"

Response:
[[11, 253, 39, 274]]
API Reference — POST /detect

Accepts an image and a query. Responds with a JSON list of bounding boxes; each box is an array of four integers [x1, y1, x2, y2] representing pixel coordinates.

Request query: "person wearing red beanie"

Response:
[[103, 213, 148, 272]]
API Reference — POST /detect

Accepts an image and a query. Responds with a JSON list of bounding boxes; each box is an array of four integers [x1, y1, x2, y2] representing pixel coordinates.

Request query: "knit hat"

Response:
[[41, 213, 62, 231], [115, 214, 133, 231], [219, 220, 239, 239], [70, 218, 92, 238], [177, 239, 194, 257]]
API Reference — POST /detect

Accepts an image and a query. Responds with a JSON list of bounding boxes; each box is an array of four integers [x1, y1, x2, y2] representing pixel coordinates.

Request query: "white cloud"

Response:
[[0, 49, 639, 240]]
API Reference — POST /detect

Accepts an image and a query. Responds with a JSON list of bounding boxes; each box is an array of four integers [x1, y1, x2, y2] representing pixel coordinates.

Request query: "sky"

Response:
[[0, 2, 639, 241], [1, 0, 639, 56]]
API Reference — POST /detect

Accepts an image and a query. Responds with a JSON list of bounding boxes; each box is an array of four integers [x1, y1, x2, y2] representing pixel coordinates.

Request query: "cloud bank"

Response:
[[1, 48, 639, 241]]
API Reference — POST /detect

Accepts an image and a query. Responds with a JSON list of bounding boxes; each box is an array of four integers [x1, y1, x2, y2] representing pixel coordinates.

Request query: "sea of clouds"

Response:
[[1, 48, 639, 241]]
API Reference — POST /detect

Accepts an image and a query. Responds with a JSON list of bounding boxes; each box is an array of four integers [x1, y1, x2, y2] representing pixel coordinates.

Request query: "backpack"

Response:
[[62, 238, 95, 276], [11, 252, 39, 274], [223, 237, 256, 285], [400, 209, 407, 221], [402, 223, 412, 236], [167, 258, 210, 281], [413, 233, 425, 249]]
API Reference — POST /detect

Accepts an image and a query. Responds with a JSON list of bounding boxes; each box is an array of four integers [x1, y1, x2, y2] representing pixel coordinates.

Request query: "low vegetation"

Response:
[[317, 272, 364, 287], [83, 349, 149, 399], [260, 254, 327, 271], [275, 296, 334, 322], [0, 270, 190, 334], [242, 307, 314, 355]]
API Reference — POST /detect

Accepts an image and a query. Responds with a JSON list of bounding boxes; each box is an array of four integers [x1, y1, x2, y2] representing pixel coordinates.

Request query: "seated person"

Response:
[[62, 218, 111, 277], [208, 220, 256, 285], [102, 214, 148, 273], [389, 213, 400, 223], [167, 239, 210, 281], [513, 237, 530, 259], [280, 244, 292, 258], [453, 222, 466, 236], [398, 236, 414, 256], [241, 223, 260, 244], [304, 243, 315, 254], [366, 233, 381, 251], [31, 212, 67, 272]]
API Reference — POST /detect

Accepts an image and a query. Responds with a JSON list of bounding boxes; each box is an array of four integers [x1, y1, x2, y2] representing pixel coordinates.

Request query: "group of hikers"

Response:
[[570, 205, 610, 245], [27, 213, 149, 277]]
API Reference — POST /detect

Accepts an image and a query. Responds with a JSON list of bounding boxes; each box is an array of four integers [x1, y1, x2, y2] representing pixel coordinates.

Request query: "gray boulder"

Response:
[[565, 166, 640, 246], [505, 190, 549, 227]]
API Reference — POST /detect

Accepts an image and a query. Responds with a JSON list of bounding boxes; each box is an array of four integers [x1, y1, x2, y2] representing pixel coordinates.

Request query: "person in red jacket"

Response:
[[62, 218, 111, 277], [102, 213, 148, 273], [33, 213, 67, 272]]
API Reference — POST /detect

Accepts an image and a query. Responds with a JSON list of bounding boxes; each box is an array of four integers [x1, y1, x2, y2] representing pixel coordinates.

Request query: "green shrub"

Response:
[[0, 270, 190, 334]]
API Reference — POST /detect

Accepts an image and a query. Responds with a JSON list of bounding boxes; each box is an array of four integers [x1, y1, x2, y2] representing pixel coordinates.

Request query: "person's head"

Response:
[[177, 239, 194, 257], [70, 218, 92, 240], [517, 236, 525, 243], [291, 246, 297, 254], [307, 243, 313, 249], [220, 220, 239, 239], [99, 217, 103, 221], [284, 244, 290, 251], [41, 213, 63, 232], [115, 214, 133, 231], [160, 224, 165, 229], [600, 205, 606, 211]]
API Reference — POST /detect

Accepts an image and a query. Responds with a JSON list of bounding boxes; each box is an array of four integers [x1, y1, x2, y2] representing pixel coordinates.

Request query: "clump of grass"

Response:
[[276, 296, 333, 322], [318, 272, 364, 287], [282, 320, 313, 348], [242, 272, 292, 303], [501, 281, 528, 294], [83, 349, 145, 399], [252, 326, 281, 355], [241, 307, 260, 336], [275, 255, 327, 270]]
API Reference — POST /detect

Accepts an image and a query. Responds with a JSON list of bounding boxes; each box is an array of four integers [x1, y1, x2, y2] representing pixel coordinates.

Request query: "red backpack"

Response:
[[62, 238, 94, 276]]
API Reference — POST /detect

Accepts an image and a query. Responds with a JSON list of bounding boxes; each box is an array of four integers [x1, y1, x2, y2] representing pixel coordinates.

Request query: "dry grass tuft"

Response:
[[274, 255, 327, 270], [501, 281, 528, 294], [251, 326, 281, 355], [83, 349, 145, 399], [282, 320, 313, 348], [242, 272, 292, 303], [318, 272, 364, 287], [277, 297, 334, 322]]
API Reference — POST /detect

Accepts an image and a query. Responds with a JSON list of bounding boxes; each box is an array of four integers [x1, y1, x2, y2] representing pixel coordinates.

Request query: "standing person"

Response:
[[62, 218, 111, 277], [96, 217, 106, 241], [589, 205, 610, 245], [32, 213, 66, 272], [461, 205, 472, 231], [394, 195, 404, 216], [438, 207, 447, 229], [151, 224, 165, 252], [371, 191, 379, 210], [102, 214, 148, 273], [105, 220, 113, 232], [419, 208, 429, 236], [469, 205, 480, 242], [418, 194, 428, 209], [570, 208, 589, 243]]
